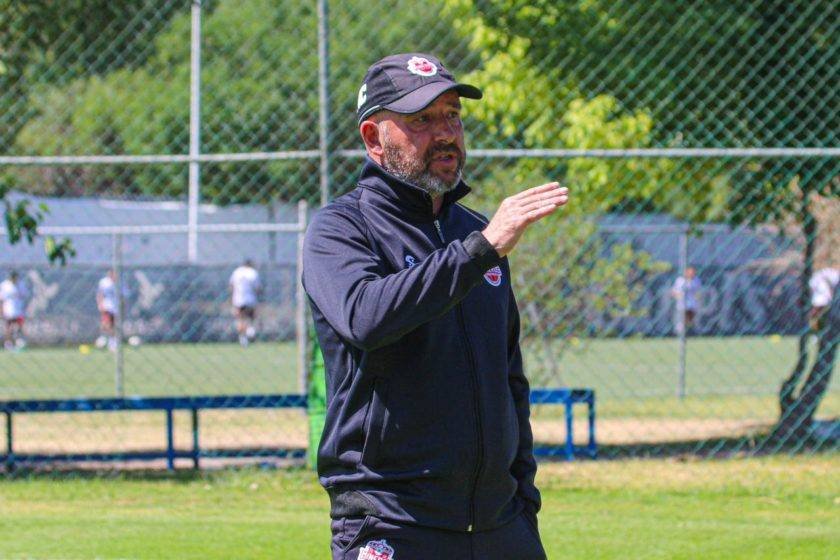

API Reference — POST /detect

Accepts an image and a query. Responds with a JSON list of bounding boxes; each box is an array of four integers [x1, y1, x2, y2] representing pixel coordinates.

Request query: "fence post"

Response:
[[187, 0, 203, 262], [113, 233, 125, 397], [297, 200, 309, 395], [677, 229, 688, 399], [317, 0, 331, 206]]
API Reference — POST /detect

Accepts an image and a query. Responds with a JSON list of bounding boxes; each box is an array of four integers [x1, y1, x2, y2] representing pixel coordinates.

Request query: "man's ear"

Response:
[[360, 120, 384, 161]]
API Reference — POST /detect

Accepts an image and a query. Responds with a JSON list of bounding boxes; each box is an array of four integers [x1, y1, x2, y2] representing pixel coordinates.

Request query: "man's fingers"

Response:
[[515, 187, 568, 208], [519, 193, 568, 213], [512, 182, 563, 200], [524, 202, 561, 223]]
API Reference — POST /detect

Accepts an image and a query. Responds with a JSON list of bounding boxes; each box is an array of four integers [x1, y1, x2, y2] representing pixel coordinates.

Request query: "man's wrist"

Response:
[[463, 230, 500, 264]]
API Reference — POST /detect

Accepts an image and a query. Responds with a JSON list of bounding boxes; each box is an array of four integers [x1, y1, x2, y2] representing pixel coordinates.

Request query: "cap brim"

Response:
[[384, 81, 483, 115]]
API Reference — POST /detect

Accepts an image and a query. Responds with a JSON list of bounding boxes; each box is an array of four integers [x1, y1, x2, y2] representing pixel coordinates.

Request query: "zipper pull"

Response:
[[433, 219, 445, 244]]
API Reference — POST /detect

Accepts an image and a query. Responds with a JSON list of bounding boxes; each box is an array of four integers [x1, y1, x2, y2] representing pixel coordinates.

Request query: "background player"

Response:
[[808, 266, 839, 332], [229, 259, 262, 347], [96, 269, 119, 351], [0, 270, 29, 350], [672, 265, 702, 335]]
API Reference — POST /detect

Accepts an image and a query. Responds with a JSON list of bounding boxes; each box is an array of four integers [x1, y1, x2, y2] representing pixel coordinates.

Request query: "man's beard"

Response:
[[381, 138, 464, 197]]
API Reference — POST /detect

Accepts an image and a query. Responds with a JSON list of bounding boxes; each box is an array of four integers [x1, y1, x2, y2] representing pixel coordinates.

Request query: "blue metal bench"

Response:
[[1, 395, 307, 471], [1, 388, 595, 470], [530, 388, 597, 460]]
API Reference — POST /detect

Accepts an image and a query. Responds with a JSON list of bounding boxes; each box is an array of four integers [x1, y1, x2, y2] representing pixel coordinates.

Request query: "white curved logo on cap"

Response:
[[357, 83, 367, 109], [407, 56, 437, 77]]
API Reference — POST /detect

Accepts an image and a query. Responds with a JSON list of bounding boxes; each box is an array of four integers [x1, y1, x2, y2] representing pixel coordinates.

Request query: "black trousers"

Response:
[[331, 511, 547, 560]]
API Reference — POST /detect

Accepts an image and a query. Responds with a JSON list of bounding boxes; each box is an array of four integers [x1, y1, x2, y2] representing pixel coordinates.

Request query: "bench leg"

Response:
[[5, 412, 12, 472], [165, 408, 175, 471], [588, 395, 597, 458], [191, 408, 200, 470], [565, 401, 574, 461]]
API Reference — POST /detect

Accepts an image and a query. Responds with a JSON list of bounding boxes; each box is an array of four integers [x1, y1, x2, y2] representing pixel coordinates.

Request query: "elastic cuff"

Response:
[[462, 230, 500, 270]]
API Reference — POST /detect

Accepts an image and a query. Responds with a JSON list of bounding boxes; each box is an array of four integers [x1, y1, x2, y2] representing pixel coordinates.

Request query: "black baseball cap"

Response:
[[356, 53, 482, 124]]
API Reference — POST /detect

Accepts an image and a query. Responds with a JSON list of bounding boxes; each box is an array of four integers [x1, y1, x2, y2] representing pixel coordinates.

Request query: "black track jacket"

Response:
[[302, 158, 540, 533]]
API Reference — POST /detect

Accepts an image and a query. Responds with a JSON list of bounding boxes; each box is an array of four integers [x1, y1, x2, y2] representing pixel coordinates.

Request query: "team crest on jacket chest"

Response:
[[358, 539, 395, 560], [484, 265, 503, 287]]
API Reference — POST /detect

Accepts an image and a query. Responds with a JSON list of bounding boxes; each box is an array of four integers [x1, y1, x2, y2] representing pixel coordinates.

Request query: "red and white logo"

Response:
[[406, 56, 437, 77], [358, 539, 395, 560], [484, 266, 503, 287]]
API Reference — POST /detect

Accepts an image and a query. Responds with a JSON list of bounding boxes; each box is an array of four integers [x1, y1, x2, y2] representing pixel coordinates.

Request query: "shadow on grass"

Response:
[[538, 418, 839, 462], [1, 455, 310, 481]]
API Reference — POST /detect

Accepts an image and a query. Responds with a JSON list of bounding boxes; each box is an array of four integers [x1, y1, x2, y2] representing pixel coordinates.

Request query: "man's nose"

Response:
[[432, 116, 458, 142]]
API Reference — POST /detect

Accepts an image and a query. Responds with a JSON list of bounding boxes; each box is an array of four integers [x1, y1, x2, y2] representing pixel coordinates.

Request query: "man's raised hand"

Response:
[[481, 182, 568, 257]]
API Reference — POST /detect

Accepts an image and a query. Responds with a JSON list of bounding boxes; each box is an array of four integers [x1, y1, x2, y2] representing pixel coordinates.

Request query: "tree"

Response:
[[1, 0, 180, 150], [8, 0, 475, 204], [446, 0, 839, 430]]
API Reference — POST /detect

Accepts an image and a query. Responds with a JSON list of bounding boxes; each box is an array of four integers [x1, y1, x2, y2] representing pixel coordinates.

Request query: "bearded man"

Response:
[[303, 53, 568, 560]]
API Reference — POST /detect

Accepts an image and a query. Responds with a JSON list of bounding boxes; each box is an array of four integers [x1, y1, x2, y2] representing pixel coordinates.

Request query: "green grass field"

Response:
[[2, 336, 836, 423], [1, 455, 837, 559], [2, 336, 836, 396], [2, 336, 837, 453]]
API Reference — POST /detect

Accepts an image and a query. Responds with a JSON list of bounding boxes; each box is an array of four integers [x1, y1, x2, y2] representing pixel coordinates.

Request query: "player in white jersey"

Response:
[[96, 270, 119, 350], [0, 271, 29, 350], [672, 266, 702, 335], [229, 260, 262, 347], [809, 267, 839, 331]]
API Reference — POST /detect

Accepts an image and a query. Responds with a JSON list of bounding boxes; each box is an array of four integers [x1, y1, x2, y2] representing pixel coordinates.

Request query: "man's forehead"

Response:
[[371, 92, 461, 123], [412, 92, 462, 114]]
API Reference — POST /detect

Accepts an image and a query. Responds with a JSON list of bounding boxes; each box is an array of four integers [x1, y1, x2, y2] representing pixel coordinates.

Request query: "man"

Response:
[[229, 259, 262, 347], [672, 265, 702, 334], [0, 270, 28, 350], [96, 269, 119, 350], [303, 53, 568, 560]]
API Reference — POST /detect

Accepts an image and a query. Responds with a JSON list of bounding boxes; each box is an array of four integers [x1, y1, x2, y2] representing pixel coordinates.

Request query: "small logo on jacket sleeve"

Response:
[[358, 539, 395, 560], [405, 255, 417, 268], [484, 265, 503, 286]]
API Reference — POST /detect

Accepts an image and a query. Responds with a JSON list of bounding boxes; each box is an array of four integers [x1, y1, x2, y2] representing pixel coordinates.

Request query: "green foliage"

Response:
[[445, 0, 838, 408], [446, 0, 838, 150], [0, 180, 74, 265], [465, 91, 673, 345], [10, 0, 473, 203], [2, 197, 43, 246], [0, 0, 180, 150], [1, 0, 176, 263]]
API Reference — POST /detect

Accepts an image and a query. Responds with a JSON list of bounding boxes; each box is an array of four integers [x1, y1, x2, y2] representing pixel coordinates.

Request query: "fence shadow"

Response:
[[539, 418, 839, 462]]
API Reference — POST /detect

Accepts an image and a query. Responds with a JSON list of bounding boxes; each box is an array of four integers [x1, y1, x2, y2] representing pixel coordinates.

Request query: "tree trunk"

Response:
[[775, 291, 839, 442], [774, 187, 837, 442]]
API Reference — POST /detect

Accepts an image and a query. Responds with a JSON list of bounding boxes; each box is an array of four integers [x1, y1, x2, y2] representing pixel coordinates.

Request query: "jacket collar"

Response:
[[357, 157, 471, 222]]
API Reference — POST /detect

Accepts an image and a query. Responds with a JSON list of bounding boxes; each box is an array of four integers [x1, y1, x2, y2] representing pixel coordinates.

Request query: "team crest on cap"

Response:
[[484, 266, 503, 287], [358, 539, 395, 560], [406, 56, 437, 77]]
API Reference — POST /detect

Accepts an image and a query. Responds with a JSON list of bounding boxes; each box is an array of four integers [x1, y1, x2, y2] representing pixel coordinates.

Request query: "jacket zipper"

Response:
[[433, 218, 483, 533]]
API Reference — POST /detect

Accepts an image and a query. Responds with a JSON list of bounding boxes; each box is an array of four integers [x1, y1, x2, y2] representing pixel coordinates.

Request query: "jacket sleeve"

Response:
[[302, 205, 500, 351], [507, 289, 541, 515]]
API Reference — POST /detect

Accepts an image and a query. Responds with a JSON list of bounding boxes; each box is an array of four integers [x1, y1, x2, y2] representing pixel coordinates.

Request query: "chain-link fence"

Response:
[[1, 0, 837, 469]]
